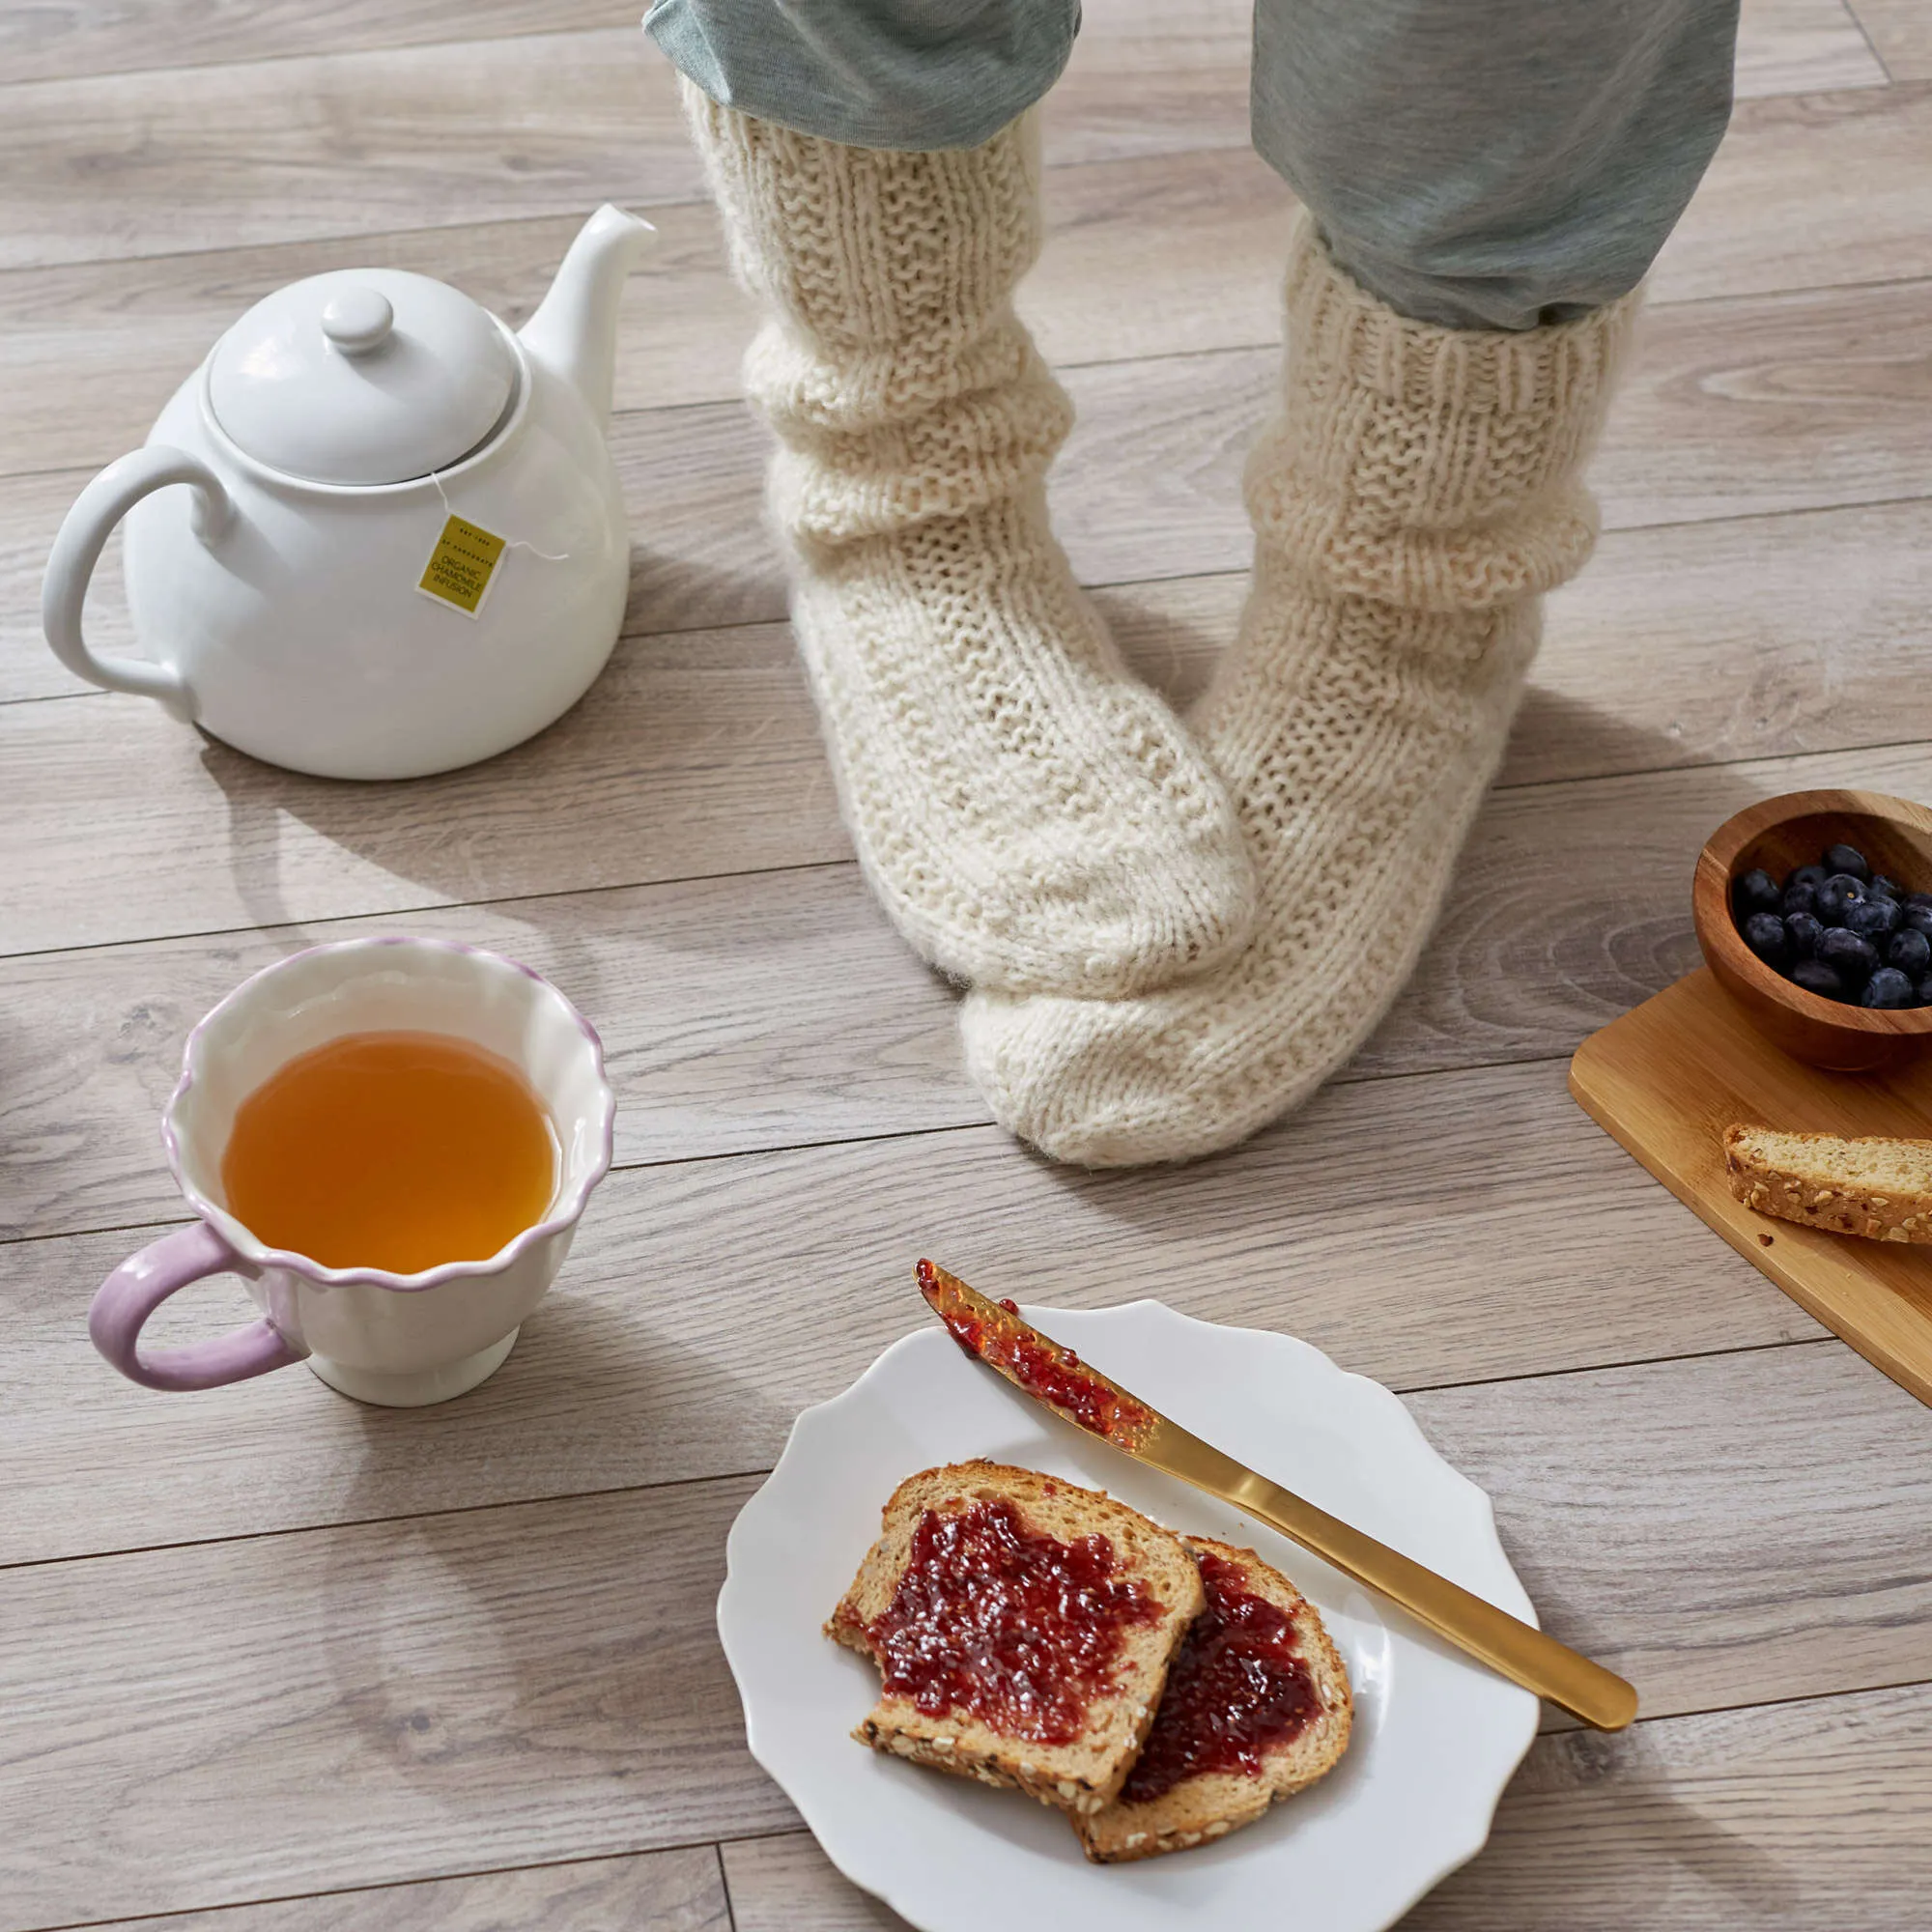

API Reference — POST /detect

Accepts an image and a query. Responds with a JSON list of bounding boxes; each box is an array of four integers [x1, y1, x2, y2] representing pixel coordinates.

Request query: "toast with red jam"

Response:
[[1074, 1536, 1352, 1861], [827, 1462, 1205, 1816]]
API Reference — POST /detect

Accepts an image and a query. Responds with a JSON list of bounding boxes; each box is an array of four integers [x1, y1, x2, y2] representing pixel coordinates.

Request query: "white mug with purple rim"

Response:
[[88, 937, 615, 1407]]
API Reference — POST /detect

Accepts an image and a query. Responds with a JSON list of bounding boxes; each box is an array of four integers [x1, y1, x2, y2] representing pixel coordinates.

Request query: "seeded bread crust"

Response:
[[1073, 1537, 1352, 1863], [1724, 1125, 1932, 1243], [828, 1462, 1205, 1816]]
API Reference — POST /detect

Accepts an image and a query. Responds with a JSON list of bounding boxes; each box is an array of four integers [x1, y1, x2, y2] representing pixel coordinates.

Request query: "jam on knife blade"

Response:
[[916, 1259, 1156, 1449]]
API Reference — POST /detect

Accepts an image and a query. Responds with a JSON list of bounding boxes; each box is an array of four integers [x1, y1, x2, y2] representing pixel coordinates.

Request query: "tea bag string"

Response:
[[427, 466, 571, 562]]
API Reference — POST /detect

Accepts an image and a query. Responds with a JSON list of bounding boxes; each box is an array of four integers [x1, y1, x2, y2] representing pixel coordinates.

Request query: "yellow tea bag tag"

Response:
[[417, 514, 506, 618]]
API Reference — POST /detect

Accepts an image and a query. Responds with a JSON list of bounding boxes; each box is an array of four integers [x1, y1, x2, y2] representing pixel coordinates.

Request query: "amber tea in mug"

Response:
[[220, 1030, 558, 1274]]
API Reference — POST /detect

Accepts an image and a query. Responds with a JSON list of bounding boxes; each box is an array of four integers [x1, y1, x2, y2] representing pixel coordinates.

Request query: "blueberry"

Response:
[[1813, 873, 1867, 923], [1785, 911, 1824, 959], [1824, 843, 1871, 883], [1920, 972, 1932, 1008], [1862, 967, 1917, 1009], [1847, 895, 1903, 940], [1742, 911, 1790, 966], [1817, 926, 1880, 985], [1869, 874, 1902, 902], [1732, 867, 1783, 918], [1906, 893, 1932, 914], [1791, 958, 1845, 1000], [1903, 904, 1932, 938], [1785, 864, 1829, 895], [1889, 927, 1932, 978], [1781, 881, 1818, 919]]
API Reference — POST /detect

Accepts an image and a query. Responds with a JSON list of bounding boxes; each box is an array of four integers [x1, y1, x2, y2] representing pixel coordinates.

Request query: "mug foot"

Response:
[[306, 1328, 520, 1407]]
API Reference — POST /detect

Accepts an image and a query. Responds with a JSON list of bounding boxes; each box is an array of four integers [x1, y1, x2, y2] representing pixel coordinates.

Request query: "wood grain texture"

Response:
[[83, 1847, 730, 1932], [1849, 0, 1932, 78], [607, 275, 1932, 646], [9, 1341, 1927, 1928], [0, 0, 1880, 99], [2, 0, 639, 86], [2, 1058, 1828, 1567], [9, 242, 1931, 694], [0, 150, 1294, 491], [6, 629, 1928, 1028], [0, 619, 847, 957], [12, 256, 1932, 950], [7, 673, 1932, 1236], [0, 3, 1260, 273], [1350, 741, 1932, 1083], [0, 32, 698, 273], [724, 1680, 1932, 1931], [1653, 79, 1932, 304], [1733, 0, 1889, 98], [1406, 1343, 1932, 1719], [0, 867, 963, 1237], [10, 61, 1932, 491], [0, 1478, 790, 1931]]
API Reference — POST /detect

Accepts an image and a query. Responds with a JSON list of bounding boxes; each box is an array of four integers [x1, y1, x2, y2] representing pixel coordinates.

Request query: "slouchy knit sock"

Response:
[[681, 84, 1255, 997], [962, 219, 1637, 1165]]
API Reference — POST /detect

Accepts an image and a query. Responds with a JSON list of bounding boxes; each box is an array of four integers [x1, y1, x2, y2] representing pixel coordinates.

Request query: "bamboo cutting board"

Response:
[[1571, 966, 1932, 1407]]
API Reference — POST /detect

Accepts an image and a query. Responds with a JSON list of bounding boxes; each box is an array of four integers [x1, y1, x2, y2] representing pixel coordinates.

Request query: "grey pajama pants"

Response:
[[644, 0, 1740, 329]]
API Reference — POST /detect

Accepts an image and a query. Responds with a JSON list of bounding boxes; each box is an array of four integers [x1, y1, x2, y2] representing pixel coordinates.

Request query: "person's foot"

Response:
[[961, 220, 1638, 1164], [683, 87, 1255, 998]]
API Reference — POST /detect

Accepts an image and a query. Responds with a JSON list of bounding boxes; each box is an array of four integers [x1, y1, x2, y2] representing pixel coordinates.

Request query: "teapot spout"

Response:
[[519, 204, 654, 429]]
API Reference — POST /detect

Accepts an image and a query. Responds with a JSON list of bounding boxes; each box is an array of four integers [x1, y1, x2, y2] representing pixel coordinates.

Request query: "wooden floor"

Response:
[[5, 0, 1932, 1924]]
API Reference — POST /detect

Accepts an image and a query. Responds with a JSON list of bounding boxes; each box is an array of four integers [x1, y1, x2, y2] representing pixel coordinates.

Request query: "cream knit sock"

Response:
[[961, 219, 1638, 1164], [681, 85, 1254, 997]]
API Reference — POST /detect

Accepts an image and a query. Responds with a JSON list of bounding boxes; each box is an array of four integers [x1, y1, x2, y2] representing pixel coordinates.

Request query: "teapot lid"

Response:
[[208, 269, 517, 486]]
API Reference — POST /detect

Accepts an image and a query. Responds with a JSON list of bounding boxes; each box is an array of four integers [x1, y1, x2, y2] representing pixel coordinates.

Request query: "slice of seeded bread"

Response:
[[1724, 1125, 1932, 1243], [1074, 1537, 1352, 1863], [827, 1462, 1205, 1816]]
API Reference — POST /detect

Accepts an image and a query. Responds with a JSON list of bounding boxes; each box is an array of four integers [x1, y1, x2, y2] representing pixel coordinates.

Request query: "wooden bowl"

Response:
[[1693, 788, 1932, 1073]]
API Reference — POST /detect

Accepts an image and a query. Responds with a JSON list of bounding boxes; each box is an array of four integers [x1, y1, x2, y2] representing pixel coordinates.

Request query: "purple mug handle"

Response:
[[89, 1220, 306, 1391]]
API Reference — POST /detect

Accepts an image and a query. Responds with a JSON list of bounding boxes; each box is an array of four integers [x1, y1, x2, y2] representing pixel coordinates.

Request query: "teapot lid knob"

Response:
[[319, 287, 394, 356]]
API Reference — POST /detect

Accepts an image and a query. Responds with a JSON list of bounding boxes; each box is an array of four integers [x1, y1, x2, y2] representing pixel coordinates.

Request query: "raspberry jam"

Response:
[[917, 1260, 1156, 1447], [1119, 1551, 1320, 1804], [860, 1496, 1164, 1745]]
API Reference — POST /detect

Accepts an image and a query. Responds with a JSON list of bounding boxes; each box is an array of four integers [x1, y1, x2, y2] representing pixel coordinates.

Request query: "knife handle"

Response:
[[1223, 1469, 1637, 1731]]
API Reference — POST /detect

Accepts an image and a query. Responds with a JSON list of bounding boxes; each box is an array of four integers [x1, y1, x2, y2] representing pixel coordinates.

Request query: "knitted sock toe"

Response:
[[962, 220, 1638, 1164], [682, 85, 1255, 997]]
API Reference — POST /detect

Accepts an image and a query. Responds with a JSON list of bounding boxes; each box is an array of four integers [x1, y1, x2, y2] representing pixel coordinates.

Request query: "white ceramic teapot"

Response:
[[43, 205, 653, 780]]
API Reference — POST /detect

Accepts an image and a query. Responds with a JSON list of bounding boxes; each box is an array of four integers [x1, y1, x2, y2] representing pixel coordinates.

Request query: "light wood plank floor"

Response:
[[5, 2, 1931, 1926]]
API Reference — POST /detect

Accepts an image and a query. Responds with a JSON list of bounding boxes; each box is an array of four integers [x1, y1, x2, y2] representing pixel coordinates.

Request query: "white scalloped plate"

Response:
[[717, 1302, 1537, 1932]]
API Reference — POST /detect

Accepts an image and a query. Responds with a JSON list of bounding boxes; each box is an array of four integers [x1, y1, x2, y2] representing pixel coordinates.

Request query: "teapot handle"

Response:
[[43, 445, 232, 719]]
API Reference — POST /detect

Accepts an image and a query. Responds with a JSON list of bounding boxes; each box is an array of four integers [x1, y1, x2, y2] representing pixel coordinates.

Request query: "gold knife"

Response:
[[917, 1260, 1637, 1733]]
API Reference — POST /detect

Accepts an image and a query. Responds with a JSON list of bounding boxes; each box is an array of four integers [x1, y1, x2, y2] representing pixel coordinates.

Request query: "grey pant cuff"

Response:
[[644, 0, 1078, 151]]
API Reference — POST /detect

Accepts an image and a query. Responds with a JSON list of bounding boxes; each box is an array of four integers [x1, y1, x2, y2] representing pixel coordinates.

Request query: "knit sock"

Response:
[[681, 85, 1255, 997], [960, 219, 1638, 1164]]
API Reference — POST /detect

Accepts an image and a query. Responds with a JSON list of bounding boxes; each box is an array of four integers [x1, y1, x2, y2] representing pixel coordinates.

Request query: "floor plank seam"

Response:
[[714, 1841, 741, 1932], [2, 1336, 1855, 1578], [0, 1046, 1603, 1254], [1844, 6, 1897, 82], [0, 856, 860, 966], [13, 470, 1932, 702], [0, 1462, 774, 1576], [14, 708, 1932, 970], [1, 24, 687, 96], [1393, 1329, 1842, 1400], [0, 23, 676, 99], [14, 1834, 762, 1932]]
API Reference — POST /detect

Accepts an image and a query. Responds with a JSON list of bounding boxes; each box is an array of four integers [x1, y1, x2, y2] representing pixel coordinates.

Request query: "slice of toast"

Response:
[[1724, 1125, 1932, 1243], [1073, 1536, 1352, 1863], [828, 1462, 1205, 1816]]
